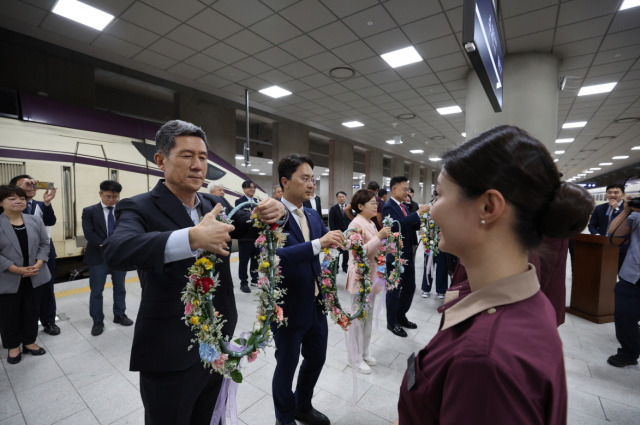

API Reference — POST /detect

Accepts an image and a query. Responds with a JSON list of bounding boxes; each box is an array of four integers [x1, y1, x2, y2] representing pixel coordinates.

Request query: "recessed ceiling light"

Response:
[[578, 82, 617, 96], [396, 113, 416, 120], [632, 146, 640, 150], [410, 149, 424, 154], [251, 168, 259, 172], [268, 160, 273, 164], [52, 0, 114, 30], [380, 46, 423, 68], [613, 155, 629, 159], [386, 138, 403, 145], [235, 155, 244, 159], [555, 150, 565, 155], [461, 132, 466, 137], [577, 174, 586, 177], [585, 171, 594, 173], [259, 86, 292, 98], [599, 162, 613, 166], [556, 138, 574, 144], [437, 106, 463, 115], [342, 121, 364, 128], [590, 167, 601, 170], [562, 121, 587, 129], [428, 156, 442, 162], [620, 0, 640, 11], [554, 159, 559, 162], [258, 172, 266, 176]]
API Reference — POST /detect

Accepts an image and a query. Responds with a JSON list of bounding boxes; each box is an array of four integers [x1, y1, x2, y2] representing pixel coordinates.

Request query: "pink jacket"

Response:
[[345, 214, 383, 294]]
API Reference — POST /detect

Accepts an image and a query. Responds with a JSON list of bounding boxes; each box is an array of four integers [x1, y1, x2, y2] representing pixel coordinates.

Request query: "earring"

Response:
[[480, 219, 486, 225]]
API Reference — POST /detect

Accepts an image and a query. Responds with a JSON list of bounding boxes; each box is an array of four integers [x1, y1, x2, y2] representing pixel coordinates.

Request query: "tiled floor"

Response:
[[1, 252, 639, 425]]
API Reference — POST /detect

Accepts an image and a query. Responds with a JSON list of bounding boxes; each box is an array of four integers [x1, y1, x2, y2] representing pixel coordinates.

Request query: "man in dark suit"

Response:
[[328, 191, 350, 272], [103, 120, 285, 425], [82, 180, 132, 337], [10, 175, 60, 336], [588, 183, 628, 270], [382, 176, 429, 337], [272, 154, 343, 425], [235, 180, 260, 293], [303, 188, 322, 217]]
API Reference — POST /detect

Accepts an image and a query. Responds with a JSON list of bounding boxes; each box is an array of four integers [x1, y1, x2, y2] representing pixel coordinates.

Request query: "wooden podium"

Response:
[[567, 234, 618, 324]]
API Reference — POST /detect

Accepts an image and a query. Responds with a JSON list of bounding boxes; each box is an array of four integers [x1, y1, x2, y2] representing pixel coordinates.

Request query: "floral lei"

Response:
[[377, 215, 406, 290], [319, 230, 372, 330], [420, 209, 439, 256], [181, 202, 287, 383]]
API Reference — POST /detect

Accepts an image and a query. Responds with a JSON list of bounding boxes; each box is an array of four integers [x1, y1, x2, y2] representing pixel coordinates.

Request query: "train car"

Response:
[[0, 91, 266, 259]]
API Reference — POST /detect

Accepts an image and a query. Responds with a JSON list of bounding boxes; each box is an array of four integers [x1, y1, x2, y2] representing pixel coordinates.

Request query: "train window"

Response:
[[62, 166, 73, 240], [0, 161, 25, 184]]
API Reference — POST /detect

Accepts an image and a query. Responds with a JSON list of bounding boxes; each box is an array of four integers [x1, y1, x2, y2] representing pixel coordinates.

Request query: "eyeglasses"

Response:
[[297, 176, 315, 184], [101, 194, 120, 200]]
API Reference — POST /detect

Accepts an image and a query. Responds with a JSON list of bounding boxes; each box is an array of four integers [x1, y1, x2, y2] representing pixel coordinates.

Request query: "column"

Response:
[[271, 120, 309, 187], [329, 140, 354, 202], [390, 158, 405, 177], [365, 150, 383, 187]]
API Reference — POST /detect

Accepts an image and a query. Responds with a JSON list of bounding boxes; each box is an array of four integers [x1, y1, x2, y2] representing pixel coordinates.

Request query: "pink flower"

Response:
[[325, 293, 334, 301], [276, 305, 284, 322], [258, 276, 269, 287], [189, 274, 198, 283], [184, 302, 193, 315], [212, 353, 228, 371], [332, 307, 341, 316], [255, 234, 267, 245], [247, 351, 259, 363]]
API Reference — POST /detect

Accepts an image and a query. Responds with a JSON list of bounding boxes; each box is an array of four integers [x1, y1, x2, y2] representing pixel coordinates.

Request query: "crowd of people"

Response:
[[2, 119, 638, 425]]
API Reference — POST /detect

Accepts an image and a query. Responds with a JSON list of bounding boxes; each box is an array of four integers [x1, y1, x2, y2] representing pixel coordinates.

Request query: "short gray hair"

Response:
[[155, 120, 207, 156], [208, 181, 223, 191]]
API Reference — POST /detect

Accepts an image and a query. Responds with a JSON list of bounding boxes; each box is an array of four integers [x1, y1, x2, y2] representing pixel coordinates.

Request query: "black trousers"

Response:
[[0, 279, 43, 349], [237, 240, 259, 285], [339, 249, 349, 271], [386, 255, 416, 326], [614, 279, 640, 361], [39, 252, 57, 325], [140, 362, 224, 425]]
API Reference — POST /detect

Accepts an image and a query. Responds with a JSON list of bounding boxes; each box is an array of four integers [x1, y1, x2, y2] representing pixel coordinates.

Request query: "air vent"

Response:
[[0, 87, 20, 119]]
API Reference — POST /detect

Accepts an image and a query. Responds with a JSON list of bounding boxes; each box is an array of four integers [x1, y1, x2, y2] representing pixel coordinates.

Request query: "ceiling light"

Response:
[[328, 66, 356, 79], [251, 168, 259, 172], [410, 149, 424, 154], [235, 155, 244, 159], [632, 146, 640, 150], [554, 159, 559, 162], [461, 132, 466, 137], [590, 167, 601, 170], [613, 155, 629, 159], [380, 46, 423, 68], [437, 106, 463, 115], [599, 162, 613, 166], [342, 121, 364, 128], [585, 171, 594, 173], [577, 174, 586, 177], [554, 150, 565, 155], [620, 0, 640, 11], [353, 176, 359, 180], [386, 137, 403, 145], [396, 113, 416, 120], [268, 160, 273, 164], [428, 156, 442, 162], [562, 121, 587, 129], [259, 86, 292, 98], [52, 0, 114, 30], [259, 172, 266, 176], [556, 138, 574, 144], [578, 82, 617, 96]]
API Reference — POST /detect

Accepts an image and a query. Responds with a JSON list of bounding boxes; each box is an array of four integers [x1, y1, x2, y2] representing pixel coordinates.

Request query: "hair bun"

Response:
[[538, 182, 594, 239]]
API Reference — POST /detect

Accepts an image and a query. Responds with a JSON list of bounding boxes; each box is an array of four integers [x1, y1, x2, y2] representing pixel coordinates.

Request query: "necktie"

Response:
[[107, 206, 115, 236], [26, 201, 33, 215], [340, 204, 344, 214], [294, 208, 318, 296], [400, 203, 407, 217]]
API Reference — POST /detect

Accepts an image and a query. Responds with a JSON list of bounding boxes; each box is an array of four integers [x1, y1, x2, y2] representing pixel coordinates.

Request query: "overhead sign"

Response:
[[462, 0, 504, 112]]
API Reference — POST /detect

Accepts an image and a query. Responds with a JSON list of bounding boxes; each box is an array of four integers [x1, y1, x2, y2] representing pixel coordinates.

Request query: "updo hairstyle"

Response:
[[441, 125, 594, 249], [351, 189, 376, 215]]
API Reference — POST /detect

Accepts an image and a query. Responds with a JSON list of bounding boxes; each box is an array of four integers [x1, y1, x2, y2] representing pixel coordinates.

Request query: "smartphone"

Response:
[[35, 182, 55, 190]]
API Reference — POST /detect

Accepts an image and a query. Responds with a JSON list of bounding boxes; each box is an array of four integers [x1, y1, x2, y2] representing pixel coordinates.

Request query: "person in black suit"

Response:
[[588, 183, 628, 270], [272, 154, 343, 425], [235, 180, 260, 293], [103, 120, 285, 425], [328, 191, 350, 272], [82, 180, 132, 337], [303, 188, 322, 218], [10, 175, 60, 336], [382, 176, 429, 337]]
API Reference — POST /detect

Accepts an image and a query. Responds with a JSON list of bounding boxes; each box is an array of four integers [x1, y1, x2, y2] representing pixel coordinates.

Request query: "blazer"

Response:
[[303, 195, 322, 217], [381, 198, 421, 260], [345, 214, 383, 294], [0, 213, 51, 294], [103, 180, 258, 373], [276, 205, 327, 323], [328, 203, 350, 232], [81, 202, 111, 265], [588, 201, 624, 236]]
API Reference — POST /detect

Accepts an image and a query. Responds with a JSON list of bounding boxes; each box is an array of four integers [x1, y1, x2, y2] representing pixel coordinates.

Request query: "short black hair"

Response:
[[408, 187, 415, 194], [606, 184, 625, 193], [389, 176, 408, 188], [100, 180, 122, 193], [278, 154, 314, 189], [351, 189, 376, 215], [366, 181, 380, 192], [155, 120, 207, 156], [378, 188, 387, 198], [0, 185, 27, 202], [9, 175, 32, 186], [242, 180, 255, 189], [336, 191, 347, 197]]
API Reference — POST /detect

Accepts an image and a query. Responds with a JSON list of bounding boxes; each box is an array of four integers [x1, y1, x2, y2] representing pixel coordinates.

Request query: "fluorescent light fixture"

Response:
[[555, 138, 574, 144], [590, 167, 601, 170], [380, 46, 423, 68], [599, 162, 613, 166], [632, 146, 640, 150], [437, 106, 463, 115], [562, 121, 587, 129], [259, 86, 292, 98], [342, 121, 364, 128], [578, 82, 617, 96], [554, 159, 559, 162], [620, 0, 640, 11], [258, 172, 266, 176], [577, 174, 586, 177], [52, 0, 114, 30], [429, 157, 442, 162], [268, 160, 273, 164], [410, 149, 424, 154], [554, 150, 565, 155], [235, 155, 244, 159], [585, 171, 594, 173], [386, 139, 403, 145], [461, 132, 466, 137], [353, 176, 359, 180], [613, 155, 629, 159], [251, 168, 259, 172]]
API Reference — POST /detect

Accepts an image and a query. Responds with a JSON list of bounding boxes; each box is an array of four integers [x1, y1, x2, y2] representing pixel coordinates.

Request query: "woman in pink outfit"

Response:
[[345, 189, 391, 374]]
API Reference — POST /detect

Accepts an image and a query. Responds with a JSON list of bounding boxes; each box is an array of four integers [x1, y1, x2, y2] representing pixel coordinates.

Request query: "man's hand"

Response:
[[608, 198, 619, 208], [319, 230, 344, 248], [43, 188, 57, 206], [417, 204, 431, 214], [255, 198, 286, 224], [189, 204, 235, 255]]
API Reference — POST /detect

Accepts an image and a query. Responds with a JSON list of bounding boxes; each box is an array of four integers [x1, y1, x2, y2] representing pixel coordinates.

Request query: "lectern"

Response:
[[567, 234, 618, 324]]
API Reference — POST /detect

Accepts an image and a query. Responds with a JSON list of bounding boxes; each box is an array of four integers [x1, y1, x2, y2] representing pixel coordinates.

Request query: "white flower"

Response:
[[329, 248, 340, 258]]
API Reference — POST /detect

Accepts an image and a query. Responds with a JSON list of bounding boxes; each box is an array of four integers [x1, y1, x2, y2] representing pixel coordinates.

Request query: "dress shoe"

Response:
[[363, 355, 377, 366], [43, 323, 61, 335], [22, 345, 46, 356], [91, 321, 104, 336], [421, 291, 430, 298], [607, 354, 638, 368], [7, 351, 21, 364], [387, 324, 407, 337], [240, 285, 251, 293], [114, 315, 133, 326], [295, 407, 330, 425], [398, 317, 417, 329], [275, 421, 296, 425]]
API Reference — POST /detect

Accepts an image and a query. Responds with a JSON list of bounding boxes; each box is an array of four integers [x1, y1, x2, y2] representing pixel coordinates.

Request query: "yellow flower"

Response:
[[202, 325, 209, 332], [193, 299, 200, 307], [251, 213, 259, 220], [195, 257, 213, 270], [358, 263, 364, 268], [258, 315, 266, 321], [190, 316, 200, 325], [322, 247, 329, 255], [260, 261, 270, 269], [359, 288, 364, 293]]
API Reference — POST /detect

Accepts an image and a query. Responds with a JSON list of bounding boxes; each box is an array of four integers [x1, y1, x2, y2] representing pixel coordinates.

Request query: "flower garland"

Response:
[[319, 231, 372, 330], [181, 203, 287, 383], [379, 215, 406, 290], [420, 210, 439, 256]]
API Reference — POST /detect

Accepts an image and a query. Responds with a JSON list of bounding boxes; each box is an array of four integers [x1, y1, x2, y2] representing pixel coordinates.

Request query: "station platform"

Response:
[[1, 251, 639, 425]]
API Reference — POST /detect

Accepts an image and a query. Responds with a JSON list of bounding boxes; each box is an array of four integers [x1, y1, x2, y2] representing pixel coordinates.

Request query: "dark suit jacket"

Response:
[[588, 201, 624, 236], [235, 195, 259, 240], [303, 195, 322, 217], [381, 198, 421, 261], [81, 203, 111, 265], [276, 206, 327, 323], [328, 204, 350, 232], [103, 180, 257, 373]]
